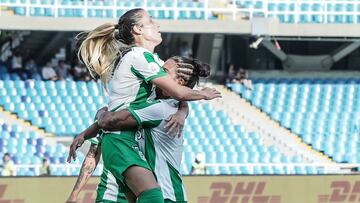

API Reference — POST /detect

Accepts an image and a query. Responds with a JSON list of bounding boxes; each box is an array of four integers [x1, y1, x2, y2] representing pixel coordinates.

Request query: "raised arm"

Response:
[[152, 76, 221, 101], [97, 110, 138, 131], [66, 143, 101, 203]]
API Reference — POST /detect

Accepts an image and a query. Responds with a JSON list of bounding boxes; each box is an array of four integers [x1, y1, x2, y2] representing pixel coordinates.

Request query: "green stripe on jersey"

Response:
[[96, 168, 109, 201], [128, 108, 142, 126], [115, 176, 128, 201], [144, 128, 156, 173], [143, 52, 167, 83], [142, 120, 162, 128], [130, 66, 154, 110], [131, 66, 145, 80], [143, 52, 159, 64], [167, 161, 185, 202], [145, 71, 167, 83]]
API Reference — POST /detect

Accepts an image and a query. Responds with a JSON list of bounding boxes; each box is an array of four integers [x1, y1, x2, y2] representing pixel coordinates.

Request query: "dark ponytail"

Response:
[[170, 56, 210, 89], [192, 58, 210, 78]]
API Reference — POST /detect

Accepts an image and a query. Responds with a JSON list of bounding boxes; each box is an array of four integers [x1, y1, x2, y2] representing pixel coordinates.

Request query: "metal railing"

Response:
[[0, 0, 359, 23]]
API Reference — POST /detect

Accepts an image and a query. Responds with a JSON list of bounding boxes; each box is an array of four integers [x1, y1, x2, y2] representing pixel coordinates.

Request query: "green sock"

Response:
[[137, 187, 164, 203]]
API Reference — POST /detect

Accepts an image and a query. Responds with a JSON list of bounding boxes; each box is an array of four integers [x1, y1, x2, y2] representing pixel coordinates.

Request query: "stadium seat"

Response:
[[229, 79, 360, 165]]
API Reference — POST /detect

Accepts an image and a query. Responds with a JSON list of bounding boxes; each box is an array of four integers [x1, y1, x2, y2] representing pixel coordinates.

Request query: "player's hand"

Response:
[[67, 134, 85, 163], [95, 106, 108, 120], [165, 112, 186, 138], [201, 87, 222, 100]]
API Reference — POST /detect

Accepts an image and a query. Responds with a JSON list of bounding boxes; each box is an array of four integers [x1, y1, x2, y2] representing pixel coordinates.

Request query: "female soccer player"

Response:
[[67, 56, 209, 203], [79, 9, 220, 203], [76, 9, 220, 201]]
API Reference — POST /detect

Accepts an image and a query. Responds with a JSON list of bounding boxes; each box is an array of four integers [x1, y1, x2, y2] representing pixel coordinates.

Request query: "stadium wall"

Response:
[[0, 175, 360, 203]]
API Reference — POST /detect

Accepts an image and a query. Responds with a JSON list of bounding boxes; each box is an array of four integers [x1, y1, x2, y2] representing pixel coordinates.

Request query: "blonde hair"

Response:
[[76, 9, 144, 90], [76, 23, 121, 89]]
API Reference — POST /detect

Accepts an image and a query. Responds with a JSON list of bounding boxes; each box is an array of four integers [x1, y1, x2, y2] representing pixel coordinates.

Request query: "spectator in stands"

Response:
[[55, 60, 71, 80], [190, 153, 206, 175], [73, 61, 90, 81], [236, 67, 253, 90], [24, 58, 38, 78], [1, 153, 15, 176], [179, 41, 193, 58], [11, 50, 26, 79], [39, 158, 51, 176], [226, 63, 237, 83], [41, 62, 58, 81]]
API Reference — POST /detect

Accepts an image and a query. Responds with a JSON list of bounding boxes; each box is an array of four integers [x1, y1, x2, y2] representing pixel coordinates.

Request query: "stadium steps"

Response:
[[205, 84, 334, 164], [0, 106, 56, 140]]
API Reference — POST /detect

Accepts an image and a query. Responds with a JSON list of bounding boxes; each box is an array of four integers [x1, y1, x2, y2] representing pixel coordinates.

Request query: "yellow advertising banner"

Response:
[[0, 175, 360, 203]]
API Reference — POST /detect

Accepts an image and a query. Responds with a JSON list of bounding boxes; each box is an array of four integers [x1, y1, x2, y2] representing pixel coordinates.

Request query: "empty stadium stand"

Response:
[[0, 64, 333, 175], [235, 0, 360, 23], [229, 79, 360, 165], [0, 116, 87, 176]]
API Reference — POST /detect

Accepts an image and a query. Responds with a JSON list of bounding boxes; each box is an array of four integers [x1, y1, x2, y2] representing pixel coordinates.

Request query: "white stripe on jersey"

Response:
[[103, 170, 119, 201], [153, 139, 184, 201]]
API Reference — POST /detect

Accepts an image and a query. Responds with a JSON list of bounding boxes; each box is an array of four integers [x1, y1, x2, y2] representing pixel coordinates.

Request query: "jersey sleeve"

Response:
[[132, 51, 167, 83], [128, 101, 165, 128]]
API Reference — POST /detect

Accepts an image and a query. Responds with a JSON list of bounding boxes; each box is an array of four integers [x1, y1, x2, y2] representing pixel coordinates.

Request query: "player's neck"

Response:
[[136, 42, 155, 53]]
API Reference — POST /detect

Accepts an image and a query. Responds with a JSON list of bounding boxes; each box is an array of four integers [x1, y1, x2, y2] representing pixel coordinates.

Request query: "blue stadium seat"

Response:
[[230, 78, 359, 165]]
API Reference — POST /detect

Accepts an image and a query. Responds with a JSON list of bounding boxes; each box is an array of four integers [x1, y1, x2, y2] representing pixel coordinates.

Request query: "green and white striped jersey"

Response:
[[129, 99, 188, 202], [89, 47, 168, 202], [107, 47, 167, 111], [96, 167, 127, 203]]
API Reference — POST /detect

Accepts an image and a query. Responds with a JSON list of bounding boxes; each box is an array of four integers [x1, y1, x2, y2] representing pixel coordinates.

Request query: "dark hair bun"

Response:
[[193, 59, 210, 77]]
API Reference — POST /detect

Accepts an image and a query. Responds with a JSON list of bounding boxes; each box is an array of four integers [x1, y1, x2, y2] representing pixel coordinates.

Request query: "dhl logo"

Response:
[[198, 181, 281, 203], [319, 181, 360, 203], [0, 184, 25, 203]]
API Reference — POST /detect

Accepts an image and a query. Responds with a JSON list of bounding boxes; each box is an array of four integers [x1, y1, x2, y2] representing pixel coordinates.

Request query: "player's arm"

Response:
[[134, 53, 221, 101], [66, 143, 101, 203], [97, 110, 138, 131], [152, 76, 221, 101], [164, 101, 189, 137], [67, 107, 108, 163], [98, 102, 188, 136], [67, 123, 100, 163], [178, 101, 189, 118]]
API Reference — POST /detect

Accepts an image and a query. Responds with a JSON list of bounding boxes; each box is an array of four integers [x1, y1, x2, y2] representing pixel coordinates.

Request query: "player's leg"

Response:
[[123, 166, 164, 202], [95, 169, 128, 203], [101, 133, 164, 202], [125, 191, 137, 203]]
